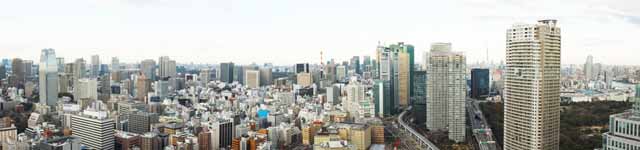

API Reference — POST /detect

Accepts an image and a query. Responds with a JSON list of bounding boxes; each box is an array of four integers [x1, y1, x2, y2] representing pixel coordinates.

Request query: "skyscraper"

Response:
[[245, 70, 260, 89], [234, 65, 245, 84], [296, 72, 313, 87], [336, 65, 346, 81], [584, 55, 594, 81], [376, 44, 397, 115], [111, 57, 120, 72], [73, 58, 87, 85], [39, 49, 59, 107], [504, 19, 561, 149], [471, 68, 490, 99], [140, 59, 157, 81], [295, 63, 309, 73], [259, 67, 272, 86], [158, 56, 177, 78], [90, 55, 100, 78], [11, 58, 25, 87], [220, 62, 234, 83], [200, 68, 211, 85], [426, 42, 466, 142], [136, 73, 151, 102], [74, 78, 98, 100], [351, 56, 361, 75]]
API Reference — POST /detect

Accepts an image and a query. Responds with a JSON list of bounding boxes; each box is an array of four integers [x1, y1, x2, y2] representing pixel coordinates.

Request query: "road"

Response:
[[466, 98, 500, 150], [397, 107, 440, 150]]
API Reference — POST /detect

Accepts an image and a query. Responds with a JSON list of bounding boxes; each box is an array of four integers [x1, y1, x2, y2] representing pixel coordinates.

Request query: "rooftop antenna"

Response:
[[320, 50, 324, 65], [485, 41, 489, 67]]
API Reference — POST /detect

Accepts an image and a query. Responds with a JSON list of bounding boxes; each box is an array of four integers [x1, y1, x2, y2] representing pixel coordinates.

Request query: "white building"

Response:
[[426, 42, 466, 142], [74, 78, 98, 100], [70, 101, 115, 149]]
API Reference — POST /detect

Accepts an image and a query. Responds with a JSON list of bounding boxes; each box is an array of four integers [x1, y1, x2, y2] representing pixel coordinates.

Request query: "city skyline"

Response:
[[0, 0, 638, 65]]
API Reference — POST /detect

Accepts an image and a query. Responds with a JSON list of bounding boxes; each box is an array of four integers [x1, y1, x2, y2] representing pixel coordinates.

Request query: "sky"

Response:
[[0, 0, 638, 65]]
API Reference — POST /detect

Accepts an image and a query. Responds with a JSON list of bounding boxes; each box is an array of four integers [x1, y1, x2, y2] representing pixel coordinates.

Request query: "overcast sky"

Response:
[[0, 0, 638, 65]]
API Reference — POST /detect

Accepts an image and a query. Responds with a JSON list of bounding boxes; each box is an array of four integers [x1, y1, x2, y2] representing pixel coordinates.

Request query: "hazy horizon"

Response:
[[1, 0, 638, 65]]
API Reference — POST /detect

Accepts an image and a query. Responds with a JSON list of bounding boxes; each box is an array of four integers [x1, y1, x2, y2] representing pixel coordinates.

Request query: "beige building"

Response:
[[397, 51, 410, 107], [297, 72, 313, 87], [504, 19, 561, 150], [245, 70, 260, 89], [349, 124, 371, 150]]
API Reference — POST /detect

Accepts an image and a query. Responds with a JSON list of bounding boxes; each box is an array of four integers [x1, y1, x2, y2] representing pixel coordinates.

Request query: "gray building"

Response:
[[128, 111, 159, 134], [220, 62, 234, 83], [426, 42, 466, 142]]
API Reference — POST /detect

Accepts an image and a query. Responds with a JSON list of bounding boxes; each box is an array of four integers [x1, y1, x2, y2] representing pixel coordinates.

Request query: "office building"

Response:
[[504, 20, 561, 149], [471, 69, 490, 99], [426, 42, 466, 142], [56, 57, 65, 73], [11, 58, 24, 86], [234, 65, 245, 84], [297, 72, 313, 87], [136, 73, 152, 102], [351, 56, 361, 75], [259, 67, 272, 86], [128, 111, 159, 134], [412, 70, 427, 102], [0, 65, 5, 80], [74, 78, 98, 100], [296, 63, 309, 73], [73, 58, 86, 84], [373, 80, 393, 117], [376, 43, 399, 115], [603, 85, 640, 149], [350, 124, 371, 150], [39, 49, 59, 107], [336, 65, 346, 81], [220, 62, 234, 83], [111, 57, 120, 71], [90, 55, 100, 78], [141, 132, 161, 150], [200, 68, 211, 85], [70, 101, 115, 149], [584, 55, 594, 81], [326, 85, 340, 105], [158, 56, 177, 78], [155, 79, 169, 100], [115, 132, 141, 150], [389, 43, 414, 103], [140, 59, 157, 81], [23, 60, 33, 79], [245, 70, 260, 89]]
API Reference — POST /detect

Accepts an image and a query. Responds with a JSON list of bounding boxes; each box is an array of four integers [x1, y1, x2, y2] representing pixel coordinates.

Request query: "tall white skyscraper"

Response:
[[425, 43, 466, 142], [39, 48, 59, 107], [504, 19, 561, 150]]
